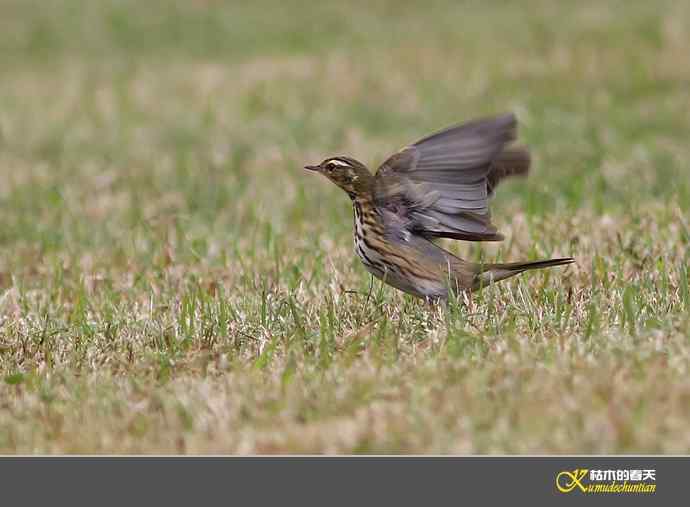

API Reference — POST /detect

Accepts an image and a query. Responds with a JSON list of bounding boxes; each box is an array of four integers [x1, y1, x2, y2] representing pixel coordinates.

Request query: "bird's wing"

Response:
[[373, 113, 528, 242]]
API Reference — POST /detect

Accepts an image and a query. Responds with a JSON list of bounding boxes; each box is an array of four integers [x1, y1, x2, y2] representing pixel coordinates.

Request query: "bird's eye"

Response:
[[325, 162, 335, 171]]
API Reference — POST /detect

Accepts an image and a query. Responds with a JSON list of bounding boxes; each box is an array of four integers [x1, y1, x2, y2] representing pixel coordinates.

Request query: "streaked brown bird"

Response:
[[305, 113, 574, 302]]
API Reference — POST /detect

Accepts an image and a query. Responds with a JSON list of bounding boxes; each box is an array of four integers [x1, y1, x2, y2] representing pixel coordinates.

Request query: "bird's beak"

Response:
[[304, 164, 320, 172]]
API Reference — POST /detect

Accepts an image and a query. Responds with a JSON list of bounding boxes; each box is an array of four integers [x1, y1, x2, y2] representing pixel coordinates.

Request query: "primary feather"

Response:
[[374, 113, 527, 242]]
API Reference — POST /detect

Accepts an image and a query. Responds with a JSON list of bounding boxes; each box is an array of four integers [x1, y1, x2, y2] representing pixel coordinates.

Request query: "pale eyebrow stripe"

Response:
[[328, 158, 352, 168]]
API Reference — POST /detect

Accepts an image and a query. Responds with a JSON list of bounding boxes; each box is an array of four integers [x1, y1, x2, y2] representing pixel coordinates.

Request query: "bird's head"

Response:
[[304, 156, 373, 198]]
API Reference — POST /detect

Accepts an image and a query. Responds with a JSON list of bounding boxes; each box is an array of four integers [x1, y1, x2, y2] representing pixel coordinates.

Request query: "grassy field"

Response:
[[0, 0, 689, 453]]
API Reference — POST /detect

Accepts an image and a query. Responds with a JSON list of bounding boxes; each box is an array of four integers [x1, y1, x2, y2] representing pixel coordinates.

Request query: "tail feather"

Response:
[[474, 257, 574, 289]]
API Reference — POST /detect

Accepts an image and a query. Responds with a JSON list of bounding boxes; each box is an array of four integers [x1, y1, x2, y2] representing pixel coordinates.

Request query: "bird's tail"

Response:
[[472, 257, 575, 290]]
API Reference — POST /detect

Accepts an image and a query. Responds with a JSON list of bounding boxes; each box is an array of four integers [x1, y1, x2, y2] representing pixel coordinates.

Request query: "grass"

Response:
[[0, 0, 689, 453]]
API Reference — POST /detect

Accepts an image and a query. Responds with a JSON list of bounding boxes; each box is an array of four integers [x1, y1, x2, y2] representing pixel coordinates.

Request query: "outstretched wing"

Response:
[[373, 113, 529, 242]]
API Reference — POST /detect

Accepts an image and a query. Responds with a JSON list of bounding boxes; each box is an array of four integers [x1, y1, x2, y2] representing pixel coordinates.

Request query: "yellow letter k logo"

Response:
[[556, 469, 589, 493]]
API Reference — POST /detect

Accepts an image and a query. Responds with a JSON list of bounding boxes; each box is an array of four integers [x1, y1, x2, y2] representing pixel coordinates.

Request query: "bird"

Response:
[[305, 113, 574, 302]]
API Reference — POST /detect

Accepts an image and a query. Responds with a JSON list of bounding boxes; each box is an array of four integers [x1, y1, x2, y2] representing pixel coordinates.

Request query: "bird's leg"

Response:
[[424, 295, 444, 311], [440, 290, 471, 325], [341, 274, 374, 300], [422, 296, 445, 326], [364, 274, 374, 307], [357, 274, 375, 322]]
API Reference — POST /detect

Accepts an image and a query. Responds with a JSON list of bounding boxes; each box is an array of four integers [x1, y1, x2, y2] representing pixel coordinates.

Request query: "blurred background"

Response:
[[2, 0, 688, 259]]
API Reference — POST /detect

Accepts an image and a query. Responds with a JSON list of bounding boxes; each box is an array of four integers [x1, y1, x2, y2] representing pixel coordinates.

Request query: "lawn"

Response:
[[0, 0, 688, 453]]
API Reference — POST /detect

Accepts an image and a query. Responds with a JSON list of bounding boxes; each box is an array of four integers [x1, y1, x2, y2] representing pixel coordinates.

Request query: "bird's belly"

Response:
[[353, 234, 447, 300], [353, 233, 386, 277]]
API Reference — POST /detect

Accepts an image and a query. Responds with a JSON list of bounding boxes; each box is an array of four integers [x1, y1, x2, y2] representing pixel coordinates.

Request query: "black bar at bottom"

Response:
[[0, 456, 683, 506]]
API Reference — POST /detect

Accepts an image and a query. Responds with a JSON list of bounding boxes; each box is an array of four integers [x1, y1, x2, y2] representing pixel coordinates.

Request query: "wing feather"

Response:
[[374, 113, 528, 242]]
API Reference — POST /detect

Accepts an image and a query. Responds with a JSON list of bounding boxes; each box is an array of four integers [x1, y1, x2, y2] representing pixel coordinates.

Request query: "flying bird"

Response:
[[305, 113, 574, 302]]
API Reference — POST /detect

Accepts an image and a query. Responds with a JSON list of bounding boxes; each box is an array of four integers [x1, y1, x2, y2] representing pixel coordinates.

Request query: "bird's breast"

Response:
[[353, 202, 387, 275]]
